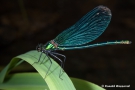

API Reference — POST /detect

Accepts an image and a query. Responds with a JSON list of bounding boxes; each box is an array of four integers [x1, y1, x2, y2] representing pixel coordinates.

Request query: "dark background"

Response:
[[0, 0, 134, 90]]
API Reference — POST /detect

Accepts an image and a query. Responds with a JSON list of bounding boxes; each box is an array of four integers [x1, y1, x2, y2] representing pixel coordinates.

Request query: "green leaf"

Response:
[[71, 78, 105, 90], [0, 50, 76, 90], [0, 73, 105, 90], [0, 50, 105, 90], [0, 73, 48, 90]]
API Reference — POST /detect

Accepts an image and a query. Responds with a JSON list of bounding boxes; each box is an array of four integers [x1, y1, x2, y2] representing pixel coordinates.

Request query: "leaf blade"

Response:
[[0, 50, 76, 90]]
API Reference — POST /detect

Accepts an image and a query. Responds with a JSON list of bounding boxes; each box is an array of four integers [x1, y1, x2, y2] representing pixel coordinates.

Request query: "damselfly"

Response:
[[36, 5, 131, 78]]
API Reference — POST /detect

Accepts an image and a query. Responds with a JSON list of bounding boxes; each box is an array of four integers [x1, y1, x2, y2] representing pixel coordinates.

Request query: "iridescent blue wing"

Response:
[[54, 5, 111, 46]]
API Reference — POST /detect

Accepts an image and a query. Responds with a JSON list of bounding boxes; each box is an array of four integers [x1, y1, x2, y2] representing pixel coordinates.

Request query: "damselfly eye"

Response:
[[37, 47, 40, 52], [36, 44, 42, 52]]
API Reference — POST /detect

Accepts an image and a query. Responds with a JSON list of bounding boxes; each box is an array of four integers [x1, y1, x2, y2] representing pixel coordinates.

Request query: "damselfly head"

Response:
[[36, 44, 43, 52]]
